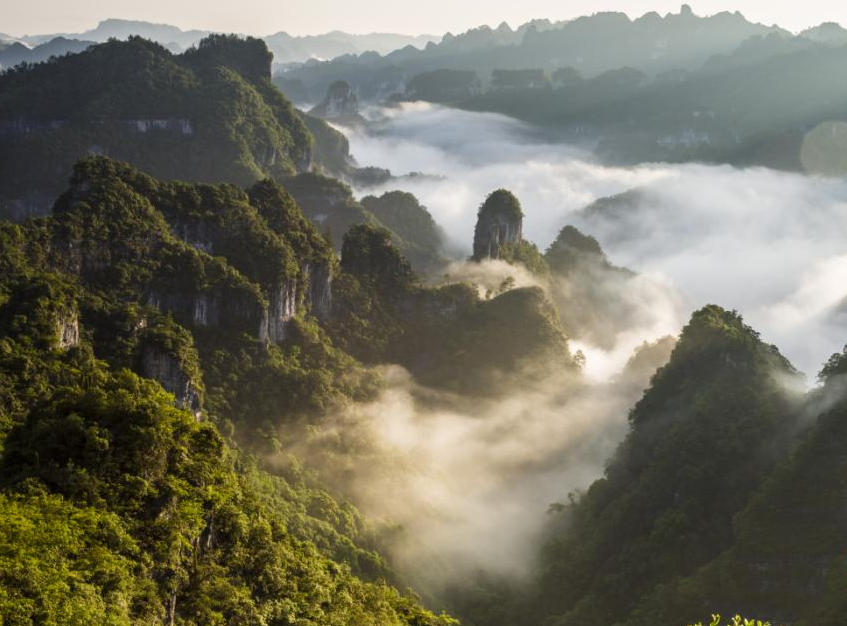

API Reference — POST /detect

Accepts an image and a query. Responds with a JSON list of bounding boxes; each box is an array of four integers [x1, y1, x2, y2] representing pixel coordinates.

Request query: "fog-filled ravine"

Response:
[[345, 102, 847, 381]]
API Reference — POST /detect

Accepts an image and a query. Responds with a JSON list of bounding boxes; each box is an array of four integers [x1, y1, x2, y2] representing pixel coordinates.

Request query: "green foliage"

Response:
[[361, 191, 447, 273], [478, 189, 523, 222], [498, 240, 549, 275], [0, 155, 464, 624], [818, 344, 847, 382], [0, 355, 455, 626], [0, 491, 140, 626], [300, 111, 357, 177], [0, 35, 316, 220], [283, 171, 380, 251], [526, 305, 803, 626], [341, 224, 415, 292], [625, 355, 847, 626]]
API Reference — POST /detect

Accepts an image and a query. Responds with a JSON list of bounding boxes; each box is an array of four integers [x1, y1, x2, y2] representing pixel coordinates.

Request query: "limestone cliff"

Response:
[[472, 189, 524, 261], [55, 312, 80, 349], [139, 343, 203, 420]]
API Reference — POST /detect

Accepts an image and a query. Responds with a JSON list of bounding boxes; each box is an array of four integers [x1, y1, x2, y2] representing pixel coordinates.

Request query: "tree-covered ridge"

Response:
[[280, 6, 781, 103], [0, 157, 466, 624], [0, 156, 384, 446], [360, 191, 448, 273], [283, 172, 447, 273], [624, 347, 847, 626], [458, 35, 847, 170], [0, 359, 455, 626], [525, 306, 805, 626], [332, 223, 575, 392], [0, 35, 321, 221]]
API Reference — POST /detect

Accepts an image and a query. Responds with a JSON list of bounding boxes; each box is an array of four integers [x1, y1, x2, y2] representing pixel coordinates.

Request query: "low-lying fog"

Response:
[[297, 102, 847, 602], [347, 102, 847, 381]]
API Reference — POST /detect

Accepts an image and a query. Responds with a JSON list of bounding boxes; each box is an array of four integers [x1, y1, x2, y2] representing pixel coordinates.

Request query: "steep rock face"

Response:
[[139, 344, 203, 419], [305, 260, 333, 320], [309, 81, 363, 123], [167, 216, 333, 337], [263, 261, 332, 341], [55, 313, 80, 349], [146, 288, 266, 337], [266, 280, 298, 343], [127, 118, 193, 134], [472, 189, 524, 260]]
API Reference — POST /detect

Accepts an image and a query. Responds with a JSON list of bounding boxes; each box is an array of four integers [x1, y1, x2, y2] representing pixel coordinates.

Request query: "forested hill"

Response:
[[0, 156, 584, 624], [0, 34, 361, 221], [445, 304, 847, 626], [2, 152, 846, 625]]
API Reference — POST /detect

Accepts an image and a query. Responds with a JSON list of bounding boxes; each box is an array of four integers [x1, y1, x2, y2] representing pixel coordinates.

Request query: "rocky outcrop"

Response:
[[472, 189, 524, 261], [127, 119, 193, 135], [168, 224, 333, 338], [55, 312, 80, 349], [140, 345, 203, 420], [262, 262, 332, 343], [0, 118, 68, 138], [305, 260, 332, 320], [172, 222, 214, 254], [146, 288, 266, 338], [308, 81, 364, 124], [266, 280, 298, 343]]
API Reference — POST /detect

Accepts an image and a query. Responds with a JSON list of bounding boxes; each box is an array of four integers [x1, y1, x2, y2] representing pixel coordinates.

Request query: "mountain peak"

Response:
[[472, 189, 524, 261]]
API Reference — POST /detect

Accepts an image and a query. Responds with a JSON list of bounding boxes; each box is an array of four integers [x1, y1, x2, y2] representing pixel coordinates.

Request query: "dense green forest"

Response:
[[0, 154, 581, 624], [2, 19, 847, 626], [2, 151, 843, 625], [0, 35, 377, 221]]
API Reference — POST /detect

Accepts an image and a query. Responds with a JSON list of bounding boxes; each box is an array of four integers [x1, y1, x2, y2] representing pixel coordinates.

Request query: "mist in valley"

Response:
[[346, 102, 847, 380], [275, 102, 847, 602]]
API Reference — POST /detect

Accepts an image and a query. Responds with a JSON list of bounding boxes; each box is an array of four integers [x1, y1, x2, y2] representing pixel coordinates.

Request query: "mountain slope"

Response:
[[626, 348, 847, 626], [0, 155, 467, 625], [0, 35, 314, 220], [527, 306, 804, 626]]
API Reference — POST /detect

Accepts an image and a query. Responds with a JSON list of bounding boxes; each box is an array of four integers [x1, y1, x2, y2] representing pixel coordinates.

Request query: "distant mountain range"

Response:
[[277, 5, 790, 100], [0, 18, 440, 68], [0, 37, 96, 68]]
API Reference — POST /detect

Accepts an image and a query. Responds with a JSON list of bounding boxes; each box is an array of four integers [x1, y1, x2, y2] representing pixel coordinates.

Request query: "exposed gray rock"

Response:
[[266, 280, 298, 343], [0, 118, 68, 137], [55, 313, 80, 349], [305, 260, 332, 320], [140, 345, 202, 420], [127, 118, 193, 135], [472, 190, 524, 261]]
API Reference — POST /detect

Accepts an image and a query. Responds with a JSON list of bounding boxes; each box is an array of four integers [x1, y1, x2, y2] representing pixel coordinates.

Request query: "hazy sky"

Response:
[[4, 0, 846, 37]]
